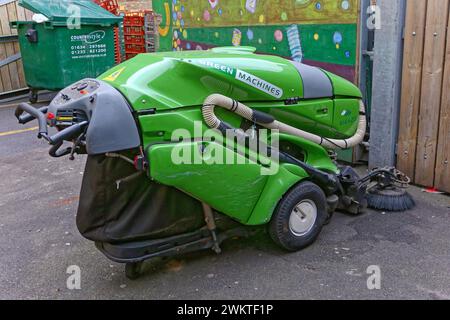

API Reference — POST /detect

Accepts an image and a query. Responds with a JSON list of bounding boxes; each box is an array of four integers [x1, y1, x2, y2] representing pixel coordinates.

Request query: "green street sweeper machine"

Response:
[[15, 47, 414, 279]]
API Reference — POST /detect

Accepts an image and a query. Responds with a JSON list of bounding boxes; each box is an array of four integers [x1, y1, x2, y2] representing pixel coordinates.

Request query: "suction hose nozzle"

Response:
[[202, 94, 367, 150]]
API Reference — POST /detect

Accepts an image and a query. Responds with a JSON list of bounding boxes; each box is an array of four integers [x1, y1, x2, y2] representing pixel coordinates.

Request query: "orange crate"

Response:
[[124, 35, 145, 45], [125, 43, 146, 53], [124, 26, 144, 36]]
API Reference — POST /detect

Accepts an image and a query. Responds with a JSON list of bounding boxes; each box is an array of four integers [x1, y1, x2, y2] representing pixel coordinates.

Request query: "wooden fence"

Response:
[[0, 0, 32, 94], [397, 0, 450, 193]]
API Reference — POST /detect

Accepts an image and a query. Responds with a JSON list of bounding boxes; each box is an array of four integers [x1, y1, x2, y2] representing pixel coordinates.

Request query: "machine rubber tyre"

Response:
[[269, 181, 328, 251], [29, 90, 38, 104], [125, 262, 144, 280]]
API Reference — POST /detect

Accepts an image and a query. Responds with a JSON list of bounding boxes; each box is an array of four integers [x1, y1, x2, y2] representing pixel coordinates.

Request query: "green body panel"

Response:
[[102, 49, 362, 139], [98, 49, 361, 225], [148, 141, 269, 223], [146, 133, 337, 225], [324, 70, 362, 98], [100, 50, 304, 110], [333, 99, 360, 138], [247, 164, 308, 225], [139, 108, 244, 146], [13, 23, 117, 90]]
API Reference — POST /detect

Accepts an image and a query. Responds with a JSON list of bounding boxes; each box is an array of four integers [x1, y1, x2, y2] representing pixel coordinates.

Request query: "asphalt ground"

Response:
[[0, 104, 449, 300]]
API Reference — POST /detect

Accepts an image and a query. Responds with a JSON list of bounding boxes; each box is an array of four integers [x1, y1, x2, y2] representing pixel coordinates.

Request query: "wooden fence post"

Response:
[[414, 0, 449, 187], [434, 11, 450, 192], [396, 0, 428, 180]]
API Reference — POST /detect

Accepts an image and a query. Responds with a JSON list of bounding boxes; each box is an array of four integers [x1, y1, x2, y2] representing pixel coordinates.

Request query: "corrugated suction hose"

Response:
[[202, 94, 366, 150]]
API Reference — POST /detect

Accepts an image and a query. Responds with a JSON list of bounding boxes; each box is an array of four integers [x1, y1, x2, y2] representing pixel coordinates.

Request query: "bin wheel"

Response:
[[269, 181, 328, 252], [125, 262, 144, 280], [29, 90, 38, 104]]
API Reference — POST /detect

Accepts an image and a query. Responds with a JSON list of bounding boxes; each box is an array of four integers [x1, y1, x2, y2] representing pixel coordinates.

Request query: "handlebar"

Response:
[[15, 103, 49, 139], [15, 103, 89, 157]]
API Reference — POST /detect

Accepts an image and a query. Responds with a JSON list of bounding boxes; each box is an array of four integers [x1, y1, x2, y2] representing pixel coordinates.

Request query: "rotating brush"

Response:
[[366, 186, 415, 212]]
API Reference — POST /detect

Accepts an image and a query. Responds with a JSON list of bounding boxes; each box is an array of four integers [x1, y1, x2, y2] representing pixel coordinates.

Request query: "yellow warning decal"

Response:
[[103, 67, 126, 82]]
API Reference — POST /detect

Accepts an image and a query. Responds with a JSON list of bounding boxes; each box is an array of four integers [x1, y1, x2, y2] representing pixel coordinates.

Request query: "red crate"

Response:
[[124, 26, 144, 36], [114, 27, 122, 64], [125, 43, 146, 54], [124, 35, 145, 45], [123, 10, 154, 26], [124, 16, 145, 27], [93, 0, 119, 15], [125, 53, 138, 60]]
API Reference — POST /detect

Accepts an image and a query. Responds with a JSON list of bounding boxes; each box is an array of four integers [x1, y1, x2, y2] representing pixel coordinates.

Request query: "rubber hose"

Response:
[[202, 94, 366, 150]]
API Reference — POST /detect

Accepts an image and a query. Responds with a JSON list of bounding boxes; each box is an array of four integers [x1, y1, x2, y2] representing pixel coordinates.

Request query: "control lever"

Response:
[[45, 121, 88, 145], [47, 125, 88, 158], [49, 141, 72, 158]]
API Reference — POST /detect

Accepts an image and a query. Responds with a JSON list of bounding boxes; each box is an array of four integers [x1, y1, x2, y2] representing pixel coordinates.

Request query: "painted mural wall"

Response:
[[153, 0, 360, 82]]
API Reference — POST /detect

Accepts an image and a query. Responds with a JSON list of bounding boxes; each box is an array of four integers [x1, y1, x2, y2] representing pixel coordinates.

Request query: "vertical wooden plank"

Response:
[[414, 0, 449, 187], [24, 8, 33, 20], [0, 4, 4, 93], [5, 2, 20, 90], [0, 43, 13, 92], [0, 5, 13, 93], [13, 1, 27, 89], [5, 43, 20, 90], [14, 41, 26, 88], [397, 0, 428, 179], [0, 5, 11, 35], [6, 2, 17, 35], [434, 12, 450, 193], [0, 72, 4, 93], [15, 1, 26, 21]]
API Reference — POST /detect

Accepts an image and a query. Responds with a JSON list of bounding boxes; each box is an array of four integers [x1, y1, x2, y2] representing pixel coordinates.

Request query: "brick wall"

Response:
[[118, 0, 152, 11]]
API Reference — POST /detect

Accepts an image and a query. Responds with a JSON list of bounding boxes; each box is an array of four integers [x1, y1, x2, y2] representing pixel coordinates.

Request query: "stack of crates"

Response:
[[92, 0, 122, 63], [123, 10, 160, 60], [123, 11, 148, 60]]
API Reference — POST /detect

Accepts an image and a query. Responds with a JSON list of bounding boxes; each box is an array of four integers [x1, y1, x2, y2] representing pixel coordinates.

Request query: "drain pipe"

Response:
[[202, 94, 366, 150]]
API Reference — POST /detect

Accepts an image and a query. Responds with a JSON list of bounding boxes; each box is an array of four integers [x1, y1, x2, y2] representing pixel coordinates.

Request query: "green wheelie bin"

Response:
[[11, 0, 122, 102]]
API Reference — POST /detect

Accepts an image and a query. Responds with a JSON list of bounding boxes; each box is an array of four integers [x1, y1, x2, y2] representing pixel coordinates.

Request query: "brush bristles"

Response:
[[366, 191, 416, 212]]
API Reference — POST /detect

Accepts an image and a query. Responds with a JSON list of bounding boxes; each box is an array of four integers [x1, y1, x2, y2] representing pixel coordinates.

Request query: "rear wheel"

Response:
[[269, 181, 328, 251], [125, 261, 144, 280], [29, 90, 38, 104]]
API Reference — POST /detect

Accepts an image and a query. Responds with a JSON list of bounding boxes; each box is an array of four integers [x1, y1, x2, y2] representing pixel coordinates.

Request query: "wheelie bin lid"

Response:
[[17, 0, 122, 27]]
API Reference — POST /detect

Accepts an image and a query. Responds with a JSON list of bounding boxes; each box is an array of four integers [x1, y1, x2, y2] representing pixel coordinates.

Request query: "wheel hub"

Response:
[[289, 200, 317, 236]]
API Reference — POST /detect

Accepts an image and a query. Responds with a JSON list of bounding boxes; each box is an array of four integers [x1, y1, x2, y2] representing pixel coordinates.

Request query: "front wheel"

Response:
[[269, 181, 328, 251]]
